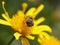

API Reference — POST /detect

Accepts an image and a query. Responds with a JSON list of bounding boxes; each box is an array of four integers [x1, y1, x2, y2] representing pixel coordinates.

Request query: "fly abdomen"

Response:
[[26, 16, 34, 27]]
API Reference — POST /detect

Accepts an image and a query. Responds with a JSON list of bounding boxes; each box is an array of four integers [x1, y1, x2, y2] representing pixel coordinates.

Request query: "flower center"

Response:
[[25, 16, 34, 27], [11, 15, 34, 36]]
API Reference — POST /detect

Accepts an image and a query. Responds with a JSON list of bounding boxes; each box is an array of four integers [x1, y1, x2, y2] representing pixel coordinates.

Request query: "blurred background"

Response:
[[0, 0, 60, 45]]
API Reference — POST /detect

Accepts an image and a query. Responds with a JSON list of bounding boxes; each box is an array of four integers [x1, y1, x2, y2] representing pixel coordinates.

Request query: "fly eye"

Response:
[[26, 16, 34, 27]]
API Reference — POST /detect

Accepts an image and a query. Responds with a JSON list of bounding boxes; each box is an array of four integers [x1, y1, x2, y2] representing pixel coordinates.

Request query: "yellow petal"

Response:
[[26, 8, 36, 16], [14, 32, 21, 40], [2, 13, 11, 21], [38, 36, 60, 45], [2, 1, 11, 21], [34, 17, 45, 26], [37, 37, 45, 44], [22, 3, 28, 12], [38, 32, 50, 40], [37, 33, 48, 44], [21, 37, 30, 45], [0, 19, 11, 26], [32, 4, 44, 18], [17, 10, 25, 22], [17, 10, 24, 17], [38, 32, 44, 39], [37, 33, 45, 43], [26, 35, 35, 40], [37, 38, 42, 43], [40, 32, 50, 40], [32, 25, 52, 34]]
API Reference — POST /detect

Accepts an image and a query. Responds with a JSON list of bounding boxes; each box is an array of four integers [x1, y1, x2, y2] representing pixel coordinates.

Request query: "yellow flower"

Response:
[[0, 1, 52, 45], [38, 36, 60, 45]]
